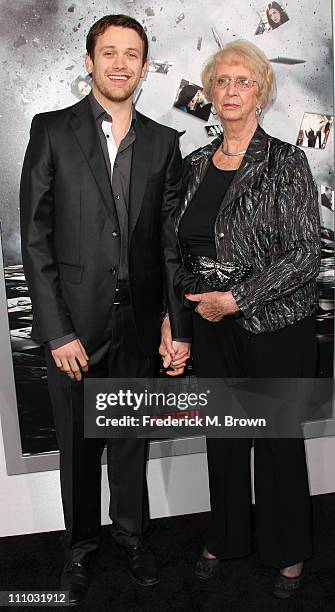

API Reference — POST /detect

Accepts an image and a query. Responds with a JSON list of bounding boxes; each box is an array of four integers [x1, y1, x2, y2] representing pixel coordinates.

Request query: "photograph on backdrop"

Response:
[[316, 184, 334, 376], [70, 73, 92, 100], [205, 124, 224, 137], [296, 113, 334, 149], [319, 187, 334, 288], [255, 2, 290, 35], [173, 78, 212, 121], [321, 185, 335, 211], [148, 59, 174, 74]]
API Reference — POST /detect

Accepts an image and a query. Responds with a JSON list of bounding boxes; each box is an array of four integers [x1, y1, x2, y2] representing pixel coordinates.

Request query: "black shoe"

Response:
[[195, 554, 221, 579], [60, 561, 90, 606], [124, 541, 160, 586], [273, 571, 303, 599]]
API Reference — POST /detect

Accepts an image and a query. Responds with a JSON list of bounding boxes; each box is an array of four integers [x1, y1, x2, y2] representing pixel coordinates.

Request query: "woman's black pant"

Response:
[[192, 313, 317, 568]]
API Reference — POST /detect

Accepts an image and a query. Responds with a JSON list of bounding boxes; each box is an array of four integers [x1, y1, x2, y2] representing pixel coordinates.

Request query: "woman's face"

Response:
[[211, 61, 259, 127], [269, 7, 281, 24]]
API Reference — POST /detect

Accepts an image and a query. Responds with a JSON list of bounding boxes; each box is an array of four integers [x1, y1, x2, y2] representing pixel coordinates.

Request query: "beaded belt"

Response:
[[184, 253, 252, 291]]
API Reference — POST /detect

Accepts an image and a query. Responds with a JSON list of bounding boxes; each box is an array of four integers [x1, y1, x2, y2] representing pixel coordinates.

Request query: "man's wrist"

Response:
[[48, 333, 77, 350], [161, 312, 170, 327]]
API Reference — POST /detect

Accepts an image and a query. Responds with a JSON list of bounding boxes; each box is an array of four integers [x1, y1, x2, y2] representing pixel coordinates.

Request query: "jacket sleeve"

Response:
[[172, 155, 210, 310], [231, 148, 321, 318], [20, 115, 75, 343], [161, 132, 193, 340]]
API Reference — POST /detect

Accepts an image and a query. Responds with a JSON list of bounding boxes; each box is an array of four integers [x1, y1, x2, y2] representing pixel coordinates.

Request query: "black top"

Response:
[[179, 160, 236, 258]]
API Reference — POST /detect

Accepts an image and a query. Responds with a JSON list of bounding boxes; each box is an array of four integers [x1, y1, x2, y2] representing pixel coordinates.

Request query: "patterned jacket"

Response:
[[173, 125, 321, 333]]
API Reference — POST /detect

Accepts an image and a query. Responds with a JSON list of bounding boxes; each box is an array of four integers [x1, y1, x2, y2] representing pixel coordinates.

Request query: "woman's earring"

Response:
[[256, 105, 262, 117]]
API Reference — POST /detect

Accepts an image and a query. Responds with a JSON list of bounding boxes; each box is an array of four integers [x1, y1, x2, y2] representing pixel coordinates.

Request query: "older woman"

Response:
[[170, 40, 321, 598]]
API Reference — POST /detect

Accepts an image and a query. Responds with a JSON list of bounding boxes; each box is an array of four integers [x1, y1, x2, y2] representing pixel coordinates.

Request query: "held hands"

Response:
[[51, 339, 89, 381], [185, 290, 239, 322], [159, 316, 191, 376]]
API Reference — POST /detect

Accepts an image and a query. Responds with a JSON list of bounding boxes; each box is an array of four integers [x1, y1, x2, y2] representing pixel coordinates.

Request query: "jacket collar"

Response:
[[189, 123, 268, 164], [184, 124, 269, 216], [222, 124, 269, 212], [69, 97, 152, 237], [129, 112, 154, 237], [70, 96, 115, 223], [88, 90, 137, 125]]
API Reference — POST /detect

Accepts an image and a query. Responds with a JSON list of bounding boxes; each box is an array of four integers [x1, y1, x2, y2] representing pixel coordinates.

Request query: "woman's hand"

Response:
[[159, 316, 191, 376], [185, 291, 239, 322]]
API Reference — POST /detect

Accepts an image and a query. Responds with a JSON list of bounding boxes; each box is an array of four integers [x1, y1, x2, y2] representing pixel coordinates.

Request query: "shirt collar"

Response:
[[88, 90, 137, 125]]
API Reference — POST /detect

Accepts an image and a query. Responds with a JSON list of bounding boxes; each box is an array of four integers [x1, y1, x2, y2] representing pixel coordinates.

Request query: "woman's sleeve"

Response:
[[172, 156, 210, 308], [231, 148, 321, 319]]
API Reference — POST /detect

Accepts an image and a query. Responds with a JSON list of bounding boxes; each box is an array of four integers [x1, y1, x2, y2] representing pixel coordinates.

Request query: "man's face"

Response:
[[85, 25, 147, 104]]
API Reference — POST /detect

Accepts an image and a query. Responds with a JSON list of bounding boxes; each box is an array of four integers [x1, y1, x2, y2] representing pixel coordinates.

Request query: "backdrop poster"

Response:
[[0, 0, 333, 457]]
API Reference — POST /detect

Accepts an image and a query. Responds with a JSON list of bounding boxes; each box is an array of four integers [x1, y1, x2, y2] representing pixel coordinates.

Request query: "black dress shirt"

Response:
[[89, 90, 136, 282]]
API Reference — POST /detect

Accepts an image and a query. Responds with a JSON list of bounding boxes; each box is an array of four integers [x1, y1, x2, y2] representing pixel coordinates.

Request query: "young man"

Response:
[[20, 14, 191, 605]]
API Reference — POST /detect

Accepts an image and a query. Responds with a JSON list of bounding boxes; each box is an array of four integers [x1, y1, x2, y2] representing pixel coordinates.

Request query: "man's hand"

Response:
[[159, 316, 191, 376], [51, 339, 89, 381], [168, 340, 191, 376], [185, 291, 239, 322]]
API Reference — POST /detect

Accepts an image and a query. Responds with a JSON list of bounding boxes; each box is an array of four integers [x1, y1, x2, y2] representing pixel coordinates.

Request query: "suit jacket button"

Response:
[[112, 231, 119, 237]]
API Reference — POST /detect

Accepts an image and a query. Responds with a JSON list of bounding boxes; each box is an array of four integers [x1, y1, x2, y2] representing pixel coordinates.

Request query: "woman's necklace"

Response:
[[221, 143, 246, 157]]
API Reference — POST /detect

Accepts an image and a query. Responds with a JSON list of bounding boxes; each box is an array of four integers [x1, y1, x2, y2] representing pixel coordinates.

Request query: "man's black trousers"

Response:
[[45, 297, 159, 562]]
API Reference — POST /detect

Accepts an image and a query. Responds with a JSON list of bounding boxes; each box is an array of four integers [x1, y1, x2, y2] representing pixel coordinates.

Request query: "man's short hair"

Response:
[[86, 14, 148, 65]]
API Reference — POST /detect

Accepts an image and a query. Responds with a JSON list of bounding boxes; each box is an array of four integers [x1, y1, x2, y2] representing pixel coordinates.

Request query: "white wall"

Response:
[[0, 412, 334, 538]]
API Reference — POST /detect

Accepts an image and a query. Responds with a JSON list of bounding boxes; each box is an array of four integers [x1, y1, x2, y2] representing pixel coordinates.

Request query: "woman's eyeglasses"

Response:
[[214, 77, 258, 91]]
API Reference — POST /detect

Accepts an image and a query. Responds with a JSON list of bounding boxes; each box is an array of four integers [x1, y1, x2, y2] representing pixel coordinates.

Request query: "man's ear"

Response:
[[85, 52, 93, 77], [141, 59, 149, 81]]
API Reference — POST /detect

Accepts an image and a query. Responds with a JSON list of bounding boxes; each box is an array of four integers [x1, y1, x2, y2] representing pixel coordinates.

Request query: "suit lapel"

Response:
[[176, 136, 220, 230], [129, 114, 153, 237], [217, 125, 269, 213], [69, 97, 116, 222], [180, 125, 269, 228]]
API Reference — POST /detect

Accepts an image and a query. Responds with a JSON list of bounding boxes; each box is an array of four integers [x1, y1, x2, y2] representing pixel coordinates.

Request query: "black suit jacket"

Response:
[[20, 96, 191, 355]]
